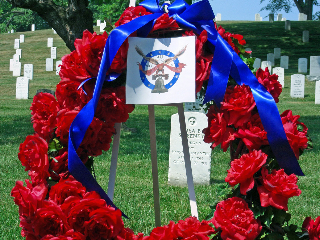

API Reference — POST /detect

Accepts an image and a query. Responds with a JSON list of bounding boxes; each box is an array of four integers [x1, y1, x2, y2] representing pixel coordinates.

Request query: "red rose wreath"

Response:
[[12, 3, 315, 240]]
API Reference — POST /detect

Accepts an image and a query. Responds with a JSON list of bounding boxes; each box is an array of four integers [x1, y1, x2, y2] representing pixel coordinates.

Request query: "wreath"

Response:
[[11, 0, 318, 239]]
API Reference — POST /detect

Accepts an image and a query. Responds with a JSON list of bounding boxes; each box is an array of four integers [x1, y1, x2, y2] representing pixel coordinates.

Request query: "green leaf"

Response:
[[48, 138, 63, 153]]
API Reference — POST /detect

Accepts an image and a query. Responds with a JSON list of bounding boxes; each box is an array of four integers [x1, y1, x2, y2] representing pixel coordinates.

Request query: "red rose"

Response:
[[195, 58, 212, 93], [109, 39, 129, 73], [211, 197, 262, 240], [33, 201, 70, 238], [203, 106, 235, 152], [49, 175, 87, 205], [115, 6, 152, 27], [302, 216, 320, 239], [56, 81, 87, 111], [221, 84, 256, 128], [116, 228, 136, 240], [217, 26, 246, 54], [225, 150, 267, 195], [256, 67, 282, 103], [55, 109, 78, 145], [41, 230, 85, 240], [49, 148, 69, 181], [147, 221, 175, 240], [281, 110, 308, 133], [18, 135, 50, 182], [257, 167, 301, 211], [235, 113, 269, 151], [84, 207, 124, 240], [30, 92, 59, 141], [151, 13, 179, 33]]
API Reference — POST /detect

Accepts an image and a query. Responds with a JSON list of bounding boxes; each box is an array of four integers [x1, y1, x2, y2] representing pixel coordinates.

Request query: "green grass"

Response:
[[1, 22, 320, 239]]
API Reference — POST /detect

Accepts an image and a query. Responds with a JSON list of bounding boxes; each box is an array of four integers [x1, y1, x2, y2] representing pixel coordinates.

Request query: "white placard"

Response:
[[315, 81, 320, 104], [16, 49, 22, 59], [47, 38, 53, 47], [13, 62, 21, 77], [24, 64, 33, 80], [280, 56, 289, 69], [273, 67, 285, 87], [46, 58, 54, 71], [261, 61, 272, 70], [16, 77, 29, 99], [298, 58, 308, 73], [253, 58, 261, 69], [274, 48, 281, 59], [14, 39, 20, 49], [310, 56, 320, 76], [31, 24, 35, 31], [290, 74, 305, 98], [267, 53, 275, 66], [51, 47, 57, 59], [126, 36, 196, 104], [20, 34, 24, 43], [56, 60, 62, 75]]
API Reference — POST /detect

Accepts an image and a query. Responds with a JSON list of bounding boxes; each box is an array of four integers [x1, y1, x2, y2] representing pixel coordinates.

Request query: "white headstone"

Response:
[[168, 112, 212, 186], [56, 60, 62, 75], [310, 56, 320, 76], [185, 92, 205, 113], [215, 13, 222, 21], [11, 29, 14, 33], [255, 13, 261, 21], [298, 58, 308, 73], [273, 67, 285, 87], [267, 53, 275, 66], [46, 58, 54, 71], [97, 20, 101, 26], [285, 20, 291, 30], [12, 62, 21, 77], [261, 61, 272, 70], [282, 17, 286, 21], [16, 49, 22, 59], [100, 21, 106, 32], [31, 24, 35, 31], [260, 16, 263, 21], [13, 54, 20, 62], [53, 29, 57, 34], [277, 14, 282, 21], [299, 13, 307, 21], [129, 0, 136, 7], [269, 14, 274, 23], [10, 59, 14, 71], [303, 30, 309, 43], [24, 64, 33, 80], [14, 39, 20, 49], [290, 74, 305, 98], [47, 38, 53, 47], [16, 77, 29, 99], [20, 34, 24, 43], [280, 56, 289, 69], [253, 58, 261, 69], [51, 47, 57, 59], [315, 81, 320, 104], [274, 48, 281, 59]]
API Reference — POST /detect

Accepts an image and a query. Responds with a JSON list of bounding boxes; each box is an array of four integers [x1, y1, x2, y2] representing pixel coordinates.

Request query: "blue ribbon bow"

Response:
[[68, 0, 304, 217]]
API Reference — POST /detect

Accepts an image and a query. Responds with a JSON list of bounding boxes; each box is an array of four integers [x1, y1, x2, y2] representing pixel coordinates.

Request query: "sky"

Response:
[[199, 0, 320, 21]]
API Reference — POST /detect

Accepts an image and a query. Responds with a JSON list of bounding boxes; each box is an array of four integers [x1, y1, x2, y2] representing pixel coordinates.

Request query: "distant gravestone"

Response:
[[11, 29, 14, 33], [315, 81, 320, 104], [215, 13, 222, 21], [9, 59, 14, 71], [56, 60, 62, 75], [185, 92, 205, 113], [12, 62, 21, 77], [280, 56, 289, 69], [13, 54, 19, 62], [285, 20, 291, 30], [274, 48, 281, 59], [253, 58, 261, 69], [267, 53, 275, 66], [269, 14, 274, 22], [282, 17, 286, 21], [303, 30, 309, 43], [97, 20, 101, 26], [51, 47, 57, 59], [47, 38, 53, 47], [16, 77, 29, 99], [168, 112, 211, 186], [20, 34, 24, 43], [46, 58, 54, 71], [310, 56, 320, 76], [16, 49, 22, 59], [261, 61, 272, 70], [24, 64, 33, 80], [255, 13, 261, 21], [277, 14, 282, 21], [129, 0, 136, 7], [100, 21, 106, 32], [14, 39, 20, 49], [290, 74, 305, 98], [273, 67, 285, 87], [260, 16, 263, 21], [298, 58, 308, 73], [299, 13, 307, 21], [31, 24, 35, 31]]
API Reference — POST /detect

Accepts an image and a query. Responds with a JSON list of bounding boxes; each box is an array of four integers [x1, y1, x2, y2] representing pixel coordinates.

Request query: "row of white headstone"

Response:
[[255, 13, 308, 22]]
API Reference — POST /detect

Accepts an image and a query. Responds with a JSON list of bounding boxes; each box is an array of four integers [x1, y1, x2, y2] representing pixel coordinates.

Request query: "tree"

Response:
[[260, 0, 320, 20]]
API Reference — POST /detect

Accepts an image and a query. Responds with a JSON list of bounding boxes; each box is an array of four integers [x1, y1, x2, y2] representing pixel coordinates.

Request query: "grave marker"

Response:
[[277, 14, 282, 21], [13, 54, 20, 62], [168, 112, 211, 186], [47, 38, 53, 47], [56, 60, 62, 75], [16, 77, 29, 99], [255, 13, 261, 21], [12, 62, 21, 77], [303, 30, 309, 43], [280, 56, 289, 69], [274, 48, 281, 59], [261, 61, 272, 70], [282, 17, 286, 21], [269, 14, 274, 23], [46, 58, 54, 71], [97, 20, 101, 26], [315, 81, 320, 104], [14, 39, 20, 49], [285, 20, 291, 30], [100, 21, 106, 32], [298, 58, 308, 73], [299, 13, 307, 21], [9, 59, 14, 71], [51, 47, 57, 59], [11, 29, 14, 33], [310, 56, 320, 76], [20, 34, 24, 43], [31, 24, 35, 31], [215, 13, 221, 21], [16, 49, 22, 59], [267, 53, 275, 66], [24, 64, 33, 80], [290, 74, 305, 98], [185, 92, 205, 113], [129, 0, 136, 7], [273, 67, 285, 87], [253, 58, 261, 69]]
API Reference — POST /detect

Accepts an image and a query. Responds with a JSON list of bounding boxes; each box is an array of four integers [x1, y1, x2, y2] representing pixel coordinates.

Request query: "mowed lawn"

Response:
[[1, 21, 320, 239]]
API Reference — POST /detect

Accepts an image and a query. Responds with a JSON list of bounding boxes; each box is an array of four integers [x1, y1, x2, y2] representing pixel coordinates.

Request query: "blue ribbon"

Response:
[[68, 0, 303, 217]]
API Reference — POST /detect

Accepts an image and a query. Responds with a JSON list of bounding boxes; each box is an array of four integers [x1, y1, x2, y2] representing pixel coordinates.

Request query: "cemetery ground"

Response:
[[0, 21, 320, 239]]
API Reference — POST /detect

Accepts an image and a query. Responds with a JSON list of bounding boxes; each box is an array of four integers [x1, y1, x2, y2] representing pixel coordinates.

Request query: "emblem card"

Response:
[[126, 36, 196, 104]]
